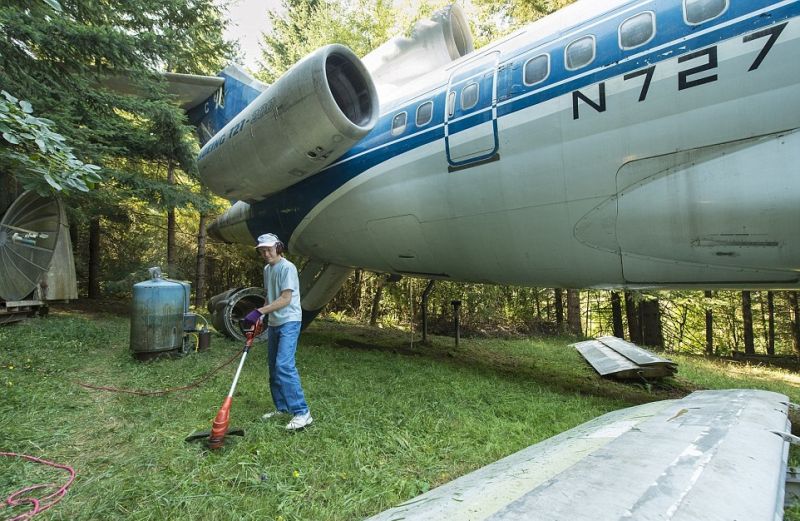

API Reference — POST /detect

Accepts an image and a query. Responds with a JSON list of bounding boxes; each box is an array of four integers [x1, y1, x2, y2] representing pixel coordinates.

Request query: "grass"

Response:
[[2, 309, 800, 520]]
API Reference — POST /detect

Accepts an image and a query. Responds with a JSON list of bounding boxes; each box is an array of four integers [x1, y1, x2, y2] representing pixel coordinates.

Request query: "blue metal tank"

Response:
[[130, 267, 191, 360]]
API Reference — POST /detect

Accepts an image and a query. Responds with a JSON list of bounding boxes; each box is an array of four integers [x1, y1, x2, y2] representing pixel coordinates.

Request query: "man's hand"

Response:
[[243, 309, 263, 327]]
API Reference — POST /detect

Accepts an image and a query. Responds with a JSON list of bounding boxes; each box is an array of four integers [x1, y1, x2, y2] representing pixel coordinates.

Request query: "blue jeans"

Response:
[[266, 321, 308, 415]]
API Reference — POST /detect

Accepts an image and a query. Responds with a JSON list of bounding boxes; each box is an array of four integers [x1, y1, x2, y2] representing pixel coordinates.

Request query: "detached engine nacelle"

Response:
[[197, 44, 379, 202]]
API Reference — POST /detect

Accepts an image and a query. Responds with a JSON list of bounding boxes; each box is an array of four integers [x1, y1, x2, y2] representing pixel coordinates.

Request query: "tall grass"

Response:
[[1, 311, 799, 520]]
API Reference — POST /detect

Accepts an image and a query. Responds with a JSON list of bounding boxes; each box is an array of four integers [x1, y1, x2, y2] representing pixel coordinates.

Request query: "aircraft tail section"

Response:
[[186, 65, 269, 146]]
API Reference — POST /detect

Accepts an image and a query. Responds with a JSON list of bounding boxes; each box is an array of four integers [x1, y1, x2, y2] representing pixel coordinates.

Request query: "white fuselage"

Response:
[[226, 0, 800, 289]]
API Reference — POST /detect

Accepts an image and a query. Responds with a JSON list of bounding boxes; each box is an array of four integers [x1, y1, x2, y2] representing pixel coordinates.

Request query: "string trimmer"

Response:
[[186, 318, 263, 449]]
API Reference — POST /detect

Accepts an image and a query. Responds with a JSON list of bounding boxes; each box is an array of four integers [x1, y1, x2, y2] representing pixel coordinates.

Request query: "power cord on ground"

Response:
[[0, 452, 75, 520], [75, 349, 244, 396]]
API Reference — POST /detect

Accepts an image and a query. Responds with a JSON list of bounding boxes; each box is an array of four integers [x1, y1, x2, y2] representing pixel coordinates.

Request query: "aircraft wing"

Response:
[[367, 389, 791, 520], [161, 71, 224, 111], [100, 72, 223, 111]]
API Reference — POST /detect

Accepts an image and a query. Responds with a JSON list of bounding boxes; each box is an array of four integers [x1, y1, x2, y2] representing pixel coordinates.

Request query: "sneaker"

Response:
[[285, 412, 313, 430], [261, 410, 288, 420]]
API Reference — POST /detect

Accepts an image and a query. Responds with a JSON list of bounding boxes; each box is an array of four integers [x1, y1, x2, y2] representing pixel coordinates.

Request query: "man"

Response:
[[244, 233, 312, 430]]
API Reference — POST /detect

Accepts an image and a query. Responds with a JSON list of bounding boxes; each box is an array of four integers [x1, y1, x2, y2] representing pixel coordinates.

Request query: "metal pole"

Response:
[[451, 300, 461, 347], [421, 280, 435, 344]]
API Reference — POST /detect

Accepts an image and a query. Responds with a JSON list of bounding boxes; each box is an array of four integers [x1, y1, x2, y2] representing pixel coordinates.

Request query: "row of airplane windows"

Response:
[[527, 0, 728, 82], [389, 0, 729, 137]]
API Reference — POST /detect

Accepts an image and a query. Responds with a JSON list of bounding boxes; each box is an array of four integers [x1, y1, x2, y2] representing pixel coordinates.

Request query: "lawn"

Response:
[[2, 308, 800, 520]]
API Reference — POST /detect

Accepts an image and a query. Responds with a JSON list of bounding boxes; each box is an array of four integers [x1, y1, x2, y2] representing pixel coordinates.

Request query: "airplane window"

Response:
[[391, 112, 407, 136], [447, 91, 456, 117], [416, 101, 433, 126], [461, 82, 479, 110], [684, 0, 727, 24], [565, 36, 595, 70], [523, 54, 549, 85], [619, 12, 655, 49]]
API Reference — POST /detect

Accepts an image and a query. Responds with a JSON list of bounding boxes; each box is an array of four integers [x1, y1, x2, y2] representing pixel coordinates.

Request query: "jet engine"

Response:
[[362, 4, 473, 101], [197, 44, 379, 202]]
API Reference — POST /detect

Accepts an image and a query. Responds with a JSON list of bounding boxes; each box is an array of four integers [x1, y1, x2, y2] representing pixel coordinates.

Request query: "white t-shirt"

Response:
[[263, 258, 302, 326]]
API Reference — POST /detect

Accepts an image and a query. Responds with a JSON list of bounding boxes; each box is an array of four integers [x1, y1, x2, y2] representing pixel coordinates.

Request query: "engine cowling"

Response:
[[197, 44, 379, 202], [362, 4, 473, 102]]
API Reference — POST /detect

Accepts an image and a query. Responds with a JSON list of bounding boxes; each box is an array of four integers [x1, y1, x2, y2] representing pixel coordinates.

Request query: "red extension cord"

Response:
[[0, 453, 75, 520], [3, 346, 247, 520], [1, 349, 246, 519], [75, 348, 244, 396]]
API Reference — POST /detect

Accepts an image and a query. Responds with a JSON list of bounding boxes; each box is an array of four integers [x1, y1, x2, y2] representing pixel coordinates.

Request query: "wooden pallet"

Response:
[[0, 299, 44, 325]]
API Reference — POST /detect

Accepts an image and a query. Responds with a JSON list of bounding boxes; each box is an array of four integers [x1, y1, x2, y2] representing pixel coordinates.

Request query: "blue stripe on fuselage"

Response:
[[245, 0, 799, 243]]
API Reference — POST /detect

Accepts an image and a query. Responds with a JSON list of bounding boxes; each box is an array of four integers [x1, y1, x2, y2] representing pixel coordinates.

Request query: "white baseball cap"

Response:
[[255, 233, 280, 249]]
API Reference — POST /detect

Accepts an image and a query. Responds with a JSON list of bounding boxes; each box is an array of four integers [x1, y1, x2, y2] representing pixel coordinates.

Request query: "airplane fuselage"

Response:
[[218, 0, 800, 289]]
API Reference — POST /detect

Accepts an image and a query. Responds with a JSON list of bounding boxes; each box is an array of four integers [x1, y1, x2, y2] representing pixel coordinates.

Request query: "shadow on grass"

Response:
[[304, 321, 698, 408]]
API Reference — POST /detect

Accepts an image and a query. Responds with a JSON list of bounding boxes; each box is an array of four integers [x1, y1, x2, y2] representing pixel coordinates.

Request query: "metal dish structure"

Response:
[[0, 191, 77, 323]]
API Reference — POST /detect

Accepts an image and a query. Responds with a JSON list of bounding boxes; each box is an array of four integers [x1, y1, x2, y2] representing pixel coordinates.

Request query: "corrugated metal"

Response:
[[597, 336, 675, 366], [574, 337, 676, 379], [366, 390, 790, 521], [574, 339, 641, 376], [43, 201, 77, 300]]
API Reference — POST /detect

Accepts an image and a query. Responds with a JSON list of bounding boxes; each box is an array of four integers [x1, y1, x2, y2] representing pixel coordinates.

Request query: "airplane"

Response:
[[366, 388, 795, 520], [114, 3, 800, 515], [175, 0, 800, 328]]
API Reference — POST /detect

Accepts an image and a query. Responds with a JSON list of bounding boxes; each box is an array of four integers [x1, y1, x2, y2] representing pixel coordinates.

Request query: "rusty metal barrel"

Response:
[[130, 267, 190, 360]]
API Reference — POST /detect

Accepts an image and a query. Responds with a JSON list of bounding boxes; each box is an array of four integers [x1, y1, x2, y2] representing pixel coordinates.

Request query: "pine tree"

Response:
[[0, 0, 234, 295], [258, 0, 399, 83]]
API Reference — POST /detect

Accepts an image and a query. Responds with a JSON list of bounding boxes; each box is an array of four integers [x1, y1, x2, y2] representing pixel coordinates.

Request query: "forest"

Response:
[[2, 0, 799, 359]]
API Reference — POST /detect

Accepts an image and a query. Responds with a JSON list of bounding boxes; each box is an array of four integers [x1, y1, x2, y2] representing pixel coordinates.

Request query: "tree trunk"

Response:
[[584, 291, 591, 335], [545, 290, 551, 321], [420, 280, 435, 344], [554, 288, 564, 330], [767, 291, 775, 356], [566, 289, 582, 336], [790, 291, 800, 356], [677, 305, 688, 347], [166, 162, 177, 277], [351, 269, 363, 315], [610, 291, 624, 338], [88, 216, 101, 299], [640, 299, 664, 348], [624, 291, 641, 344], [194, 212, 208, 309], [758, 292, 768, 348], [69, 221, 78, 252], [369, 276, 386, 327], [704, 290, 714, 356], [206, 255, 217, 297], [742, 291, 755, 355]]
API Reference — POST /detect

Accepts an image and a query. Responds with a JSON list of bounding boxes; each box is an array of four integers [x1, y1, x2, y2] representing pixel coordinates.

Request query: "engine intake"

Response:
[[197, 44, 379, 202]]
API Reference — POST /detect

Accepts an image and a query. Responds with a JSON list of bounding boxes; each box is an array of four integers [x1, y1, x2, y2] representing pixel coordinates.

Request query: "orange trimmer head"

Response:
[[186, 319, 262, 449]]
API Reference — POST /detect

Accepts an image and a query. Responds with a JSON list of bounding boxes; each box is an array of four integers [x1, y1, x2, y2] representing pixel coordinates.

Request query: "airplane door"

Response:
[[445, 52, 500, 169]]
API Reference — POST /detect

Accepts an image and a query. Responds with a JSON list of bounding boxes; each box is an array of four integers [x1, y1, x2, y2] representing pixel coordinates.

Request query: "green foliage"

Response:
[[0, 0, 238, 296], [0, 0, 234, 200], [324, 274, 800, 360], [471, 0, 578, 29], [258, 0, 398, 83], [0, 90, 101, 195]]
